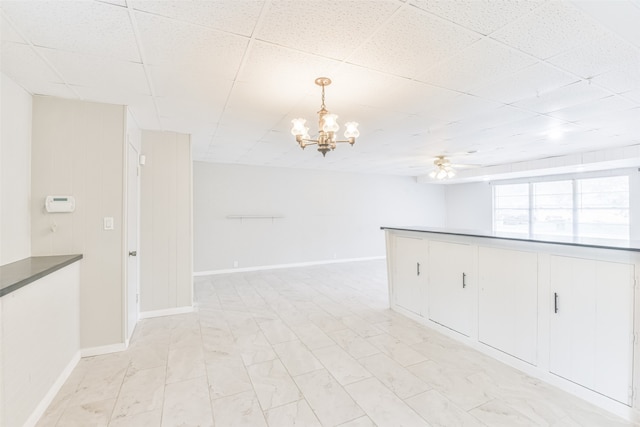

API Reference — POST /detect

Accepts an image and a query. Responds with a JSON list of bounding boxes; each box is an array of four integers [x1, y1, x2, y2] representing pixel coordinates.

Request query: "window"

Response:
[[493, 176, 630, 239], [532, 180, 573, 236], [493, 183, 529, 234], [576, 176, 629, 239]]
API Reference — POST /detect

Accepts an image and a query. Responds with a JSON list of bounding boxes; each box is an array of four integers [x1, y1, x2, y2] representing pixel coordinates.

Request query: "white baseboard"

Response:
[[25, 350, 81, 427], [80, 343, 127, 358], [139, 305, 194, 319], [193, 255, 386, 276]]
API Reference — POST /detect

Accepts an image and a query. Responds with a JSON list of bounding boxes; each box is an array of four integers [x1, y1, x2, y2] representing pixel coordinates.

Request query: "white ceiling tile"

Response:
[[548, 33, 639, 79], [1, 1, 140, 62], [623, 88, 640, 103], [97, 0, 127, 7], [573, 107, 640, 135], [74, 85, 148, 106], [321, 65, 408, 112], [38, 48, 149, 95], [424, 93, 505, 122], [156, 97, 222, 134], [547, 95, 638, 123], [349, 7, 480, 79], [131, 0, 263, 37], [257, 0, 400, 61], [410, 0, 544, 35], [135, 11, 248, 78], [128, 99, 161, 129], [491, 1, 607, 59], [1, 15, 25, 43], [570, 0, 640, 49], [591, 64, 640, 95], [420, 38, 536, 92], [148, 65, 233, 108], [228, 41, 341, 120], [447, 105, 538, 134], [0, 41, 65, 88], [513, 80, 612, 114], [470, 62, 579, 104]]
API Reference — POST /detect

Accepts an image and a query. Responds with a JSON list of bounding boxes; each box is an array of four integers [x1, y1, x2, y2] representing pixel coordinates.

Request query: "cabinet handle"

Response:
[[462, 272, 467, 288], [554, 292, 559, 313], [417, 262, 420, 276]]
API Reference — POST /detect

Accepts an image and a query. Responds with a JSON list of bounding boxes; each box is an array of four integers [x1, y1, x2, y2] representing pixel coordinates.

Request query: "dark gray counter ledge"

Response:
[[0, 254, 83, 297], [381, 226, 640, 253]]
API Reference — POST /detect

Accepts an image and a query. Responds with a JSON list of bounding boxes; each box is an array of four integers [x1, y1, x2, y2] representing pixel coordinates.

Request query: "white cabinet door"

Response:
[[478, 247, 538, 365], [549, 255, 634, 405], [393, 236, 428, 316], [428, 240, 474, 336]]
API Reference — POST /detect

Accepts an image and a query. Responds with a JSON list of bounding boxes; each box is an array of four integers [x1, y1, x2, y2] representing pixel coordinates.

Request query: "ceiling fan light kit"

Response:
[[429, 156, 457, 180], [291, 77, 360, 157]]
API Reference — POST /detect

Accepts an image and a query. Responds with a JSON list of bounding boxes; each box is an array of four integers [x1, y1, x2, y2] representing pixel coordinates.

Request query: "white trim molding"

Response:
[[139, 305, 194, 319], [80, 343, 127, 358], [193, 256, 386, 276]]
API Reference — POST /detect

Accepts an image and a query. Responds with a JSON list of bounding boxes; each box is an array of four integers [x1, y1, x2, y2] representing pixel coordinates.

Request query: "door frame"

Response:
[[124, 134, 141, 345]]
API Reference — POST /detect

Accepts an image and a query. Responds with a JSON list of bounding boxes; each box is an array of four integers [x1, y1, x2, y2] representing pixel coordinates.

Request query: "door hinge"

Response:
[[628, 386, 635, 400], [633, 333, 638, 345], [136, 294, 139, 303]]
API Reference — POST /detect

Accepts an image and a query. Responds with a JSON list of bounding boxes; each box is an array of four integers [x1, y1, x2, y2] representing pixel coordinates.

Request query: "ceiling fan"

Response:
[[429, 156, 457, 180], [407, 152, 479, 179]]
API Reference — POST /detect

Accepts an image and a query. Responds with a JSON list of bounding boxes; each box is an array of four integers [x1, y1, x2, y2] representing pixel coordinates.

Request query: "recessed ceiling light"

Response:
[[547, 129, 564, 141]]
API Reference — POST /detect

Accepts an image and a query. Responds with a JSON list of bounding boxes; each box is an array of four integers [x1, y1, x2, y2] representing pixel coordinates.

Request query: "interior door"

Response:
[[428, 240, 474, 336], [393, 236, 428, 316], [126, 142, 140, 341]]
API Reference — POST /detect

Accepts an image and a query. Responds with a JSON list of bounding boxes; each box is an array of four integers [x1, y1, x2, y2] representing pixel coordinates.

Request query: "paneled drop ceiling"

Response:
[[1, 0, 639, 179]]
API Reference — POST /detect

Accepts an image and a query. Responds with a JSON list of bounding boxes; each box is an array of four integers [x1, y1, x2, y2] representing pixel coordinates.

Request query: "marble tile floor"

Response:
[[36, 260, 634, 427]]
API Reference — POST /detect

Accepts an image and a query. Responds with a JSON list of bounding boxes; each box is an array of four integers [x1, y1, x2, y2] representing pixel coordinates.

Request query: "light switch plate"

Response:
[[104, 217, 114, 230]]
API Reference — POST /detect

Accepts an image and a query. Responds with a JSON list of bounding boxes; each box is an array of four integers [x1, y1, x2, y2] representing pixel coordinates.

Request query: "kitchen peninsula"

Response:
[[382, 226, 640, 421]]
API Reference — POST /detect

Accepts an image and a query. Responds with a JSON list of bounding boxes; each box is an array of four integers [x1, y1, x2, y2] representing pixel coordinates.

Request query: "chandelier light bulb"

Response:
[[291, 118, 307, 136], [344, 122, 360, 138], [322, 113, 339, 133]]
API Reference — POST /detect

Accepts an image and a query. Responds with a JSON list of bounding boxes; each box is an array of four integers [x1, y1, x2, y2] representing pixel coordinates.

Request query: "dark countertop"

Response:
[[381, 226, 640, 253], [0, 254, 83, 297]]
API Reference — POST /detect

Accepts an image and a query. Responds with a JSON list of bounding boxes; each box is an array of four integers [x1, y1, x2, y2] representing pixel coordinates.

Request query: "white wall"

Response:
[[140, 130, 192, 313], [444, 182, 493, 230], [31, 96, 126, 350], [1, 73, 32, 265], [193, 162, 446, 272], [630, 171, 640, 241]]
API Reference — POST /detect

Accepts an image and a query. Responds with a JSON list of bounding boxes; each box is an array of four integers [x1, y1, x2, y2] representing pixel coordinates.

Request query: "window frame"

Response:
[[492, 174, 630, 239]]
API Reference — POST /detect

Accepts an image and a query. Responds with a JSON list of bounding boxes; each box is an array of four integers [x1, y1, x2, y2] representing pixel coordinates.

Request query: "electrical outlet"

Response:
[[233, 261, 239, 268]]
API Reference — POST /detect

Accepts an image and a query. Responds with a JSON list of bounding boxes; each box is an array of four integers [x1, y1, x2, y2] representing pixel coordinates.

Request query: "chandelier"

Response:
[[291, 77, 359, 156], [429, 156, 456, 180]]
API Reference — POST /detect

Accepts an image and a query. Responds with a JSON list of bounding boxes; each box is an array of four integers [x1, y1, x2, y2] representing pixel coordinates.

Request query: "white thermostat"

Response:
[[45, 196, 76, 213]]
